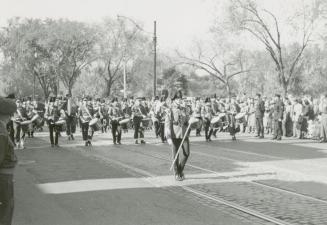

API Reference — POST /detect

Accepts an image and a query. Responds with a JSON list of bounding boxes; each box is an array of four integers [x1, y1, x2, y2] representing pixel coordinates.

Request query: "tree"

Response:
[[162, 67, 189, 95], [48, 20, 96, 96], [227, 0, 319, 96], [95, 18, 149, 97], [177, 40, 250, 97]]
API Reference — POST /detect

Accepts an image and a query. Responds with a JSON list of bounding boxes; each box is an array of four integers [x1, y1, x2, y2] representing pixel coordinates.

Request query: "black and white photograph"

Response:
[[1, 0, 327, 224]]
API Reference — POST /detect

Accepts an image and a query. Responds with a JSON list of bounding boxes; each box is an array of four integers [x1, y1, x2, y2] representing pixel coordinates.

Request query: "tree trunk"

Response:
[[68, 85, 73, 97], [282, 82, 288, 97], [225, 81, 231, 98], [105, 79, 112, 97]]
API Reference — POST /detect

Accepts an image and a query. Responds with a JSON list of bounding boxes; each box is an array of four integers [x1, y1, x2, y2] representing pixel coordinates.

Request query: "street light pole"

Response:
[[33, 48, 37, 100], [123, 62, 127, 98], [153, 21, 157, 97]]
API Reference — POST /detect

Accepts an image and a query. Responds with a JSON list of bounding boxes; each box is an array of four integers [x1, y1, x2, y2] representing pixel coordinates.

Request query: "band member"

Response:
[[108, 97, 123, 145], [202, 97, 214, 141], [226, 97, 240, 141], [152, 96, 161, 138], [158, 96, 168, 143], [100, 99, 109, 133], [211, 95, 220, 138], [79, 96, 94, 146], [13, 99, 28, 149], [121, 98, 131, 133], [0, 95, 17, 225], [192, 97, 203, 136], [165, 90, 190, 181], [132, 97, 146, 144], [44, 96, 65, 147], [63, 94, 77, 141]]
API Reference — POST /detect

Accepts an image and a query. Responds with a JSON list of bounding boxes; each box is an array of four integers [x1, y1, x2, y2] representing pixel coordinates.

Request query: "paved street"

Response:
[[12, 130, 327, 225]]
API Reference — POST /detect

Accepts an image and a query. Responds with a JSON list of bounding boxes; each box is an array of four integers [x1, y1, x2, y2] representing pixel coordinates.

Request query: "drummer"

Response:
[[131, 97, 146, 144], [202, 97, 214, 141], [108, 97, 123, 145], [44, 96, 65, 147], [12, 99, 27, 149], [79, 96, 95, 147]]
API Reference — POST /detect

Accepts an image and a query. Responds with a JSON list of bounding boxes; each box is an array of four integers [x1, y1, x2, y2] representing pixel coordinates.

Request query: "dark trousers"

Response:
[[172, 138, 190, 175], [256, 117, 264, 137], [111, 120, 122, 143], [154, 120, 160, 137], [49, 123, 59, 145], [159, 122, 165, 142], [6, 121, 14, 144], [0, 174, 14, 225], [13, 122, 23, 144], [204, 118, 213, 140], [101, 117, 108, 133], [196, 118, 202, 136], [133, 116, 144, 139], [66, 116, 76, 136], [227, 114, 236, 135], [273, 120, 282, 139], [81, 122, 89, 141]]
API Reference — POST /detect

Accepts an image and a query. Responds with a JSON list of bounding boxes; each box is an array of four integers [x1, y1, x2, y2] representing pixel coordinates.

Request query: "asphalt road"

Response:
[[12, 129, 327, 225]]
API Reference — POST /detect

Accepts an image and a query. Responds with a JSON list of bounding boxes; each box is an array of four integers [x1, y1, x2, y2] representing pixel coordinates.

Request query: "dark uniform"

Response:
[[202, 98, 214, 141], [79, 97, 94, 146], [0, 96, 17, 225], [255, 94, 265, 138], [108, 100, 123, 144], [44, 97, 64, 147], [63, 95, 77, 140], [132, 98, 146, 144], [165, 91, 190, 181], [272, 94, 284, 140]]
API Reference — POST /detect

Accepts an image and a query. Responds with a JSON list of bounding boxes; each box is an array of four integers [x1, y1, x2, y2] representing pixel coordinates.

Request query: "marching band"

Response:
[[7, 91, 266, 181]]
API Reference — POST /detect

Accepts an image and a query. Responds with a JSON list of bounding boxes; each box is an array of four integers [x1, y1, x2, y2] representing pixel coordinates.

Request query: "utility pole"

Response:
[[153, 21, 157, 97], [123, 62, 127, 98], [33, 48, 37, 100]]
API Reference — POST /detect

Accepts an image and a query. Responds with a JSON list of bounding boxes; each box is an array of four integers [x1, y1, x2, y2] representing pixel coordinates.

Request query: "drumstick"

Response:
[[169, 122, 192, 171]]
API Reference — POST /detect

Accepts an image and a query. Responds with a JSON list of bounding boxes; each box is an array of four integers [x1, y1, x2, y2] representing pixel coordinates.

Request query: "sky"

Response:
[[0, 0, 320, 52], [0, 0, 217, 51]]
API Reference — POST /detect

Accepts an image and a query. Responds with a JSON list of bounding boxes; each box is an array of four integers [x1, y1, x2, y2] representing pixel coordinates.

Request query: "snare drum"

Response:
[[119, 118, 130, 125], [235, 112, 245, 120], [89, 118, 98, 126], [190, 117, 201, 130], [210, 116, 221, 125], [90, 120, 102, 132], [35, 117, 44, 127], [57, 122, 67, 132], [20, 120, 32, 125], [55, 120, 66, 126]]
